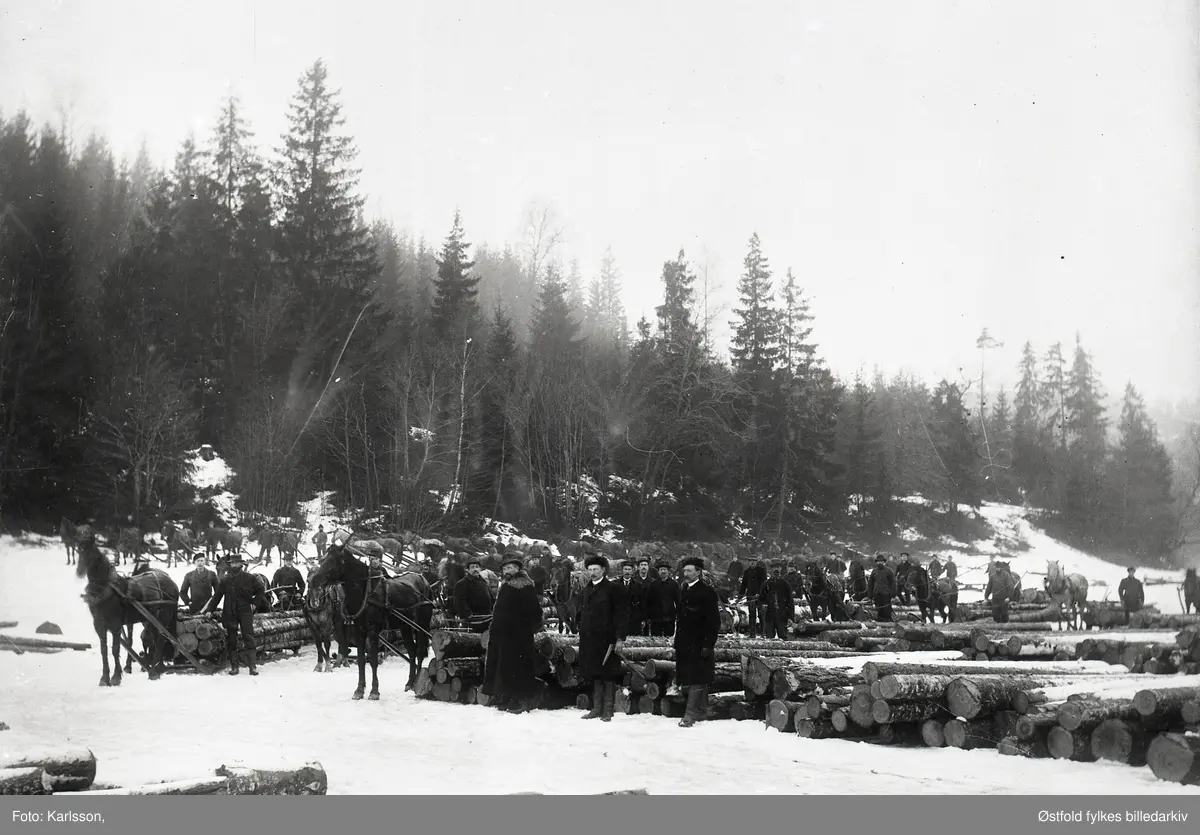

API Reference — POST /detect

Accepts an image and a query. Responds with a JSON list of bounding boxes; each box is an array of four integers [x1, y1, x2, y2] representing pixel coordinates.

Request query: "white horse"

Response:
[[1045, 559, 1089, 631]]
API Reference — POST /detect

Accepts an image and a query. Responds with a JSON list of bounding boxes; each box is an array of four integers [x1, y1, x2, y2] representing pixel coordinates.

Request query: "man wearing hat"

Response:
[[761, 562, 795, 639], [738, 556, 769, 637], [1119, 567, 1144, 626], [204, 553, 265, 676], [480, 553, 543, 713], [645, 559, 680, 637], [675, 555, 720, 728], [866, 553, 897, 623], [272, 552, 306, 611], [577, 555, 629, 721], [618, 558, 650, 637], [312, 525, 328, 559], [454, 555, 495, 633], [180, 552, 217, 614]]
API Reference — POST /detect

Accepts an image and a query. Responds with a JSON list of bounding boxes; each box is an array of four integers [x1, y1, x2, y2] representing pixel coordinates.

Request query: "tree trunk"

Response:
[[1135, 686, 1200, 724], [872, 699, 944, 725], [744, 656, 857, 697], [1147, 733, 1200, 785], [432, 631, 485, 660], [849, 684, 876, 729], [943, 719, 998, 750], [805, 693, 852, 720], [73, 777, 229, 796], [921, 719, 946, 748], [214, 763, 329, 795], [1014, 711, 1061, 740], [0, 767, 49, 795], [997, 734, 1050, 758], [861, 659, 1118, 685], [947, 675, 1108, 720], [877, 674, 959, 701], [767, 700, 802, 732]]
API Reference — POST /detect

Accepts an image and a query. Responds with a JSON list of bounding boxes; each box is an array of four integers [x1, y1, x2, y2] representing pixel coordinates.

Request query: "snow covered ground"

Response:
[[2, 535, 1196, 795]]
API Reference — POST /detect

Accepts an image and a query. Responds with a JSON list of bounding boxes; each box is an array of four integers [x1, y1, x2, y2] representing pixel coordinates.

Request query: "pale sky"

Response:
[[2, 0, 1198, 408]]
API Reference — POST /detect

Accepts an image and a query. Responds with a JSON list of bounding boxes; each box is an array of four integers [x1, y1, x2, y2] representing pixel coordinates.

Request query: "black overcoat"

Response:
[[645, 577, 680, 624], [481, 572, 544, 701], [576, 577, 628, 681], [674, 579, 720, 687]]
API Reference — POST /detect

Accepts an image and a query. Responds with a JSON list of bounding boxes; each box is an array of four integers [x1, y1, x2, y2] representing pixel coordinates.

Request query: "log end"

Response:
[[921, 719, 945, 748], [1147, 733, 1200, 785]]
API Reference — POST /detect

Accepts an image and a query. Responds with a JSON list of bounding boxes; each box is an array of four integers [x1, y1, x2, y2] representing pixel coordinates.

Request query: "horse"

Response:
[[303, 581, 349, 673], [549, 560, 587, 635], [802, 562, 831, 621], [161, 522, 193, 568], [847, 559, 869, 602], [894, 561, 914, 605], [1185, 568, 1200, 615], [75, 528, 179, 686], [904, 565, 956, 624], [309, 545, 435, 700], [116, 527, 145, 566], [60, 517, 79, 565], [249, 524, 300, 565], [1045, 559, 1089, 631]]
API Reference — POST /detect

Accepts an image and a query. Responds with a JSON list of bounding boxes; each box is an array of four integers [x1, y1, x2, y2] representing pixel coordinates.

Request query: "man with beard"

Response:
[[867, 554, 897, 623], [578, 555, 629, 722], [180, 553, 217, 614], [626, 557, 651, 636], [204, 554, 266, 676], [645, 559, 680, 637], [272, 553, 306, 611], [454, 556, 495, 633], [675, 555, 720, 728], [481, 554, 544, 713], [760, 563, 795, 639]]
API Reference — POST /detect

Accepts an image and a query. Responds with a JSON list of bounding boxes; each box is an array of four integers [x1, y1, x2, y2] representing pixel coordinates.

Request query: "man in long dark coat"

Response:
[[481, 554, 544, 713], [453, 556, 495, 633], [180, 552, 217, 614], [577, 555, 629, 722], [204, 554, 267, 676], [761, 563, 795, 639], [1119, 567, 1144, 625], [645, 559, 680, 637], [738, 557, 769, 637], [675, 555, 720, 728], [625, 557, 651, 636], [866, 553, 896, 622]]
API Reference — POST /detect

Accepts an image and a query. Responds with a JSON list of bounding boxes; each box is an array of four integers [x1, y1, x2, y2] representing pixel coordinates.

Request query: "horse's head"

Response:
[[73, 526, 104, 580], [310, 547, 353, 589]]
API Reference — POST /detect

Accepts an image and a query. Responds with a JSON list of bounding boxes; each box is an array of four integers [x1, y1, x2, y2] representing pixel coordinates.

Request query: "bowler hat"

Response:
[[681, 556, 704, 571], [500, 555, 523, 570], [584, 555, 608, 570]]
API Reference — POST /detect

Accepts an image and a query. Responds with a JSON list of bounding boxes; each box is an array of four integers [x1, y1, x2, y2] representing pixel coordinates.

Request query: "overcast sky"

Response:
[[2, 0, 1197, 409]]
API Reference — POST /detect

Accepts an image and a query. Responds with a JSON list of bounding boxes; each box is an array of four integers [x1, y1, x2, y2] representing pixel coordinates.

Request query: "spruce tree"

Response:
[[429, 210, 480, 342]]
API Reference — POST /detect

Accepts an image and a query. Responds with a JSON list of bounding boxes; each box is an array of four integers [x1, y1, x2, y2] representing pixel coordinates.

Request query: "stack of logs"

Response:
[[172, 612, 310, 662]]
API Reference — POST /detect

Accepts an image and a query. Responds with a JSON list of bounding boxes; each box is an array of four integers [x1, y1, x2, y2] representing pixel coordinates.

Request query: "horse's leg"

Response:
[[352, 626, 366, 700], [96, 625, 111, 687], [123, 624, 134, 675], [368, 627, 381, 700], [110, 626, 123, 686]]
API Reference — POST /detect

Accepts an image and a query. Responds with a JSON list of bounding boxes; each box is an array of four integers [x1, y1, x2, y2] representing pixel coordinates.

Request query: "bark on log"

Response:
[[767, 700, 803, 732], [433, 631, 485, 660], [731, 701, 767, 721], [0, 635, 91, 652], [872, 699, 944, 725], [796, 718, 837, 739], [1047, 726, 1096, 762], [921, 719, 946, 748], [0, 767, 47, 795], [946, 677, 1042, 720], [0, 746, 96, 792], [878, 674, 959, 701], [770, 665, 857, 701], [1058, 699, 1141, 733], [745, 656, 857, 697], [214, 763, 328, 795], [0, 621, 18, 629], [443, 657, 484, 679], [70, 777, 229, 796], [1147, 733, 1200, 786], [1090, 719, 1149, 766]]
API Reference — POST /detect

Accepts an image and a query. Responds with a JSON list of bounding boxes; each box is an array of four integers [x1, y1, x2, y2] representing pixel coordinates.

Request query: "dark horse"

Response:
[[303, 581, 349, 673], [904, 565, 958, 624], [60, 517, 79, 565], [309, 545, 435, 700], [1185, 568, 1200, 615], [847, 559, 869, 602], [802, 562, 848, 622], [75, 528, 179, 686], [549, 559, 586, 634]]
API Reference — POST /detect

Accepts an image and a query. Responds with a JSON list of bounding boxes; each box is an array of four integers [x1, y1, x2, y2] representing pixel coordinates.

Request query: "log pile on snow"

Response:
[[172, 612, 310, 664]]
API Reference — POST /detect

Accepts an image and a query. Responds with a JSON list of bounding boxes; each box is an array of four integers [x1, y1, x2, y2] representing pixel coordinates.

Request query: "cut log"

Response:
[[947, 676, 1072, 720], [830, 708, 852, 733], [0, 746, 97, 792], [998, 734, 1049, 758], [878, 674, 959, 701], [861, 659, 1119, 685], [1147, 733, 1200, 786], [849, 685, 876, 729], [944, 718, 998, 750], [770, 664, 857, 700], [745, 656, 857, 697], [805, 693, 852, 720], [638, 695, 661, 716], [767, 700, 802, 732], [1015, 712, 1062, 741], [214, 763, 328, 795], [70, 777, 229, 796], [1183, 700, 1200, 726], [1090, 719, 1149, 766], [442, 657, 484, 679], [1047, 726, 1096, 762], [921, 719, 946, 748], [872, 699, 944, 725], [1135, 686, 1200, 724], [877, 723, 924, 746], [1058, 699, 1141, 733], [0, 621, 17, 630], [614, 689, 637, 715], [796, 718, 836, 739], [0, 635, 91, 652], [730, 701, 767, 721]]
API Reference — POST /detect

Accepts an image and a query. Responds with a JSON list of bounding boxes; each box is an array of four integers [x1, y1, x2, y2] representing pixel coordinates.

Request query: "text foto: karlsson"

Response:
[[12, 810, 106, 823]]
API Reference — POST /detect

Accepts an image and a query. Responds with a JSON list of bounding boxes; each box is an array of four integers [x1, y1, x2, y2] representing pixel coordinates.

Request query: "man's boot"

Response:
[[582, 680, 604, 719], [600, 681, 617, 722], [246, 649, 258, 676], [227, 646, 240, 676]]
